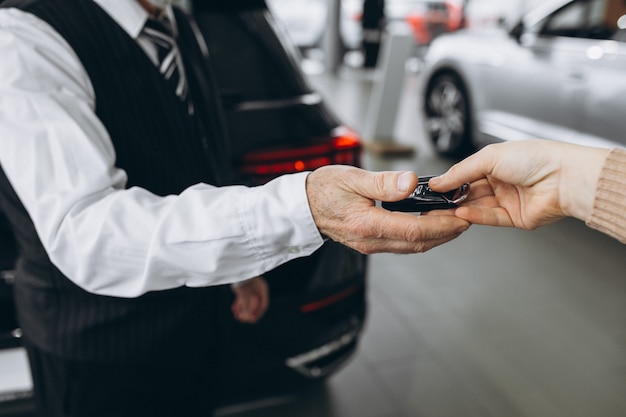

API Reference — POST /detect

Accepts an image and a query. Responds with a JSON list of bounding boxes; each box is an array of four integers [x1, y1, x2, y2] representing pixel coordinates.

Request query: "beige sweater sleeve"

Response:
[[586, 148, 626, 243]]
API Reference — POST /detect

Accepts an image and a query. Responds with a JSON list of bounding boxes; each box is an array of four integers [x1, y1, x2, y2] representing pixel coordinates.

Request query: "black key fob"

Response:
[[382, 175, 470, 212]]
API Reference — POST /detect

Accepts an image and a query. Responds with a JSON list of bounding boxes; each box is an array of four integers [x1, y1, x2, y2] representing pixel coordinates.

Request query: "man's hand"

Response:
[[231, 276, 269, 324], [306, 165, 471, 254]]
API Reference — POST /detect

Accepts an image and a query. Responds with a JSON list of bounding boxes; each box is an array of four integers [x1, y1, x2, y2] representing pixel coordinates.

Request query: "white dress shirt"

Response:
[[0, 0, 324, 297]]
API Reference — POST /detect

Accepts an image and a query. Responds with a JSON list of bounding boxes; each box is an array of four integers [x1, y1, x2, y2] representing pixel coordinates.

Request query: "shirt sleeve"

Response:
[[0, 8, 324, 298], [586, 148, 626, 244]]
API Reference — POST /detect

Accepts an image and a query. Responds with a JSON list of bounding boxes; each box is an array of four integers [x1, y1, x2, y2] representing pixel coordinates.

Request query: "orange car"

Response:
[[406, 0, 465, 45]]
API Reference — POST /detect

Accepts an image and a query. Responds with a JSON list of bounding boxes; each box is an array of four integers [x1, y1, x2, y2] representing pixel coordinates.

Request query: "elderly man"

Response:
[[0, 0, 469, 415]]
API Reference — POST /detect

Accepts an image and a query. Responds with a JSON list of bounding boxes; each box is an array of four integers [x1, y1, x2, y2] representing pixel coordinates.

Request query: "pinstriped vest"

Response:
[[0, 0, 232, 365]]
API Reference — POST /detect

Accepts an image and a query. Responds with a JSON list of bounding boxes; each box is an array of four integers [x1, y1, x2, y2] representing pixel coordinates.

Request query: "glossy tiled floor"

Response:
[[217, 65, 626, 417]]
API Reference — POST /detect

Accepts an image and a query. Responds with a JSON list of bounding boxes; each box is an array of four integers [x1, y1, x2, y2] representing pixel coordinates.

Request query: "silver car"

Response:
[[420, 0, 626, 157]]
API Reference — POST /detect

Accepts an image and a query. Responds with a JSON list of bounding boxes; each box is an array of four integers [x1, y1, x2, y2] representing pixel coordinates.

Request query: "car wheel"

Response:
[[424, 72, 473, 158]]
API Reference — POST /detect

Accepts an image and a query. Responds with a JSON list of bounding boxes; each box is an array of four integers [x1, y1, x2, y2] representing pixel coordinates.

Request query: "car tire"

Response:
[[424, 72, 474, 158]]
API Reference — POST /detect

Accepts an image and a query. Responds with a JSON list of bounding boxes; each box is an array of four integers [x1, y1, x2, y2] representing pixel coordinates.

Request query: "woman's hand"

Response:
[[429, 140, 609, 229]]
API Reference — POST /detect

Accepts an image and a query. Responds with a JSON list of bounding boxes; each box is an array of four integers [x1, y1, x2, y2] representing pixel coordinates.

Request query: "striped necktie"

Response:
[[140, 15, 188, 101]]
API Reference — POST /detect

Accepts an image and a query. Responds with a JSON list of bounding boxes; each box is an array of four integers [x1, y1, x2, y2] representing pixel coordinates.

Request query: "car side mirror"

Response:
[[509, 20, 525, 43]]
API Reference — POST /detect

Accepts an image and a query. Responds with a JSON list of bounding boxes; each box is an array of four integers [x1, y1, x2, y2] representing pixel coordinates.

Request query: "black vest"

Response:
[[0, 0, 233, 365]]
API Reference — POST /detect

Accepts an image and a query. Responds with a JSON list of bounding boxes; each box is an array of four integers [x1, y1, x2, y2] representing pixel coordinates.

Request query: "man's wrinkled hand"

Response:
[[306, 166, 471, 254]]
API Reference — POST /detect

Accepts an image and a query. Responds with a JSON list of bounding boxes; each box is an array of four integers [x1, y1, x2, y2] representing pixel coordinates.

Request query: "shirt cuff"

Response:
[[242, 171, 325, 268]]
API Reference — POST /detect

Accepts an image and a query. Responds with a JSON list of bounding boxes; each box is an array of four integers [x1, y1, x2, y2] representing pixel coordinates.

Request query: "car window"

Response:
[[541, 0, 626, 40], [541, 0, 588, 38]]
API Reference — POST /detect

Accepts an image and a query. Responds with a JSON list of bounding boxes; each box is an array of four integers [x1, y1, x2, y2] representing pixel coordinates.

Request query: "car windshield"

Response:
[[523, 0, 573, 29]]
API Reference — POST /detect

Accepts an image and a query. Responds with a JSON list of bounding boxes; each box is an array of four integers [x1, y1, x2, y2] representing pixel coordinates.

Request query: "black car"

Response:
[[0, 212, 32, 417], [0, 0, 367, 414]]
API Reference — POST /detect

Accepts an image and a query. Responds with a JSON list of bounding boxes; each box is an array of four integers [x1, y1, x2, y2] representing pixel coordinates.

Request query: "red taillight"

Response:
[[239, 127, 362, 185], [300, 283, 361, 314]]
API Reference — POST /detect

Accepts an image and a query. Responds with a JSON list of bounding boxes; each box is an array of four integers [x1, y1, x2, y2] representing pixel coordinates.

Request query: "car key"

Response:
[[382, 175, 470, 212]]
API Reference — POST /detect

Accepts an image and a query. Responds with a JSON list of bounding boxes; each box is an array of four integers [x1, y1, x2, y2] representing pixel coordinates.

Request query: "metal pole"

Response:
[[323, 0, 342, 75], [361, 24, 415, 156]]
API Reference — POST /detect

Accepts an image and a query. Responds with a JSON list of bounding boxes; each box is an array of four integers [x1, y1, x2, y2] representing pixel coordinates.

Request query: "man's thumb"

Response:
[[396, 172, 418, 194], [354, 171, 418, 202]]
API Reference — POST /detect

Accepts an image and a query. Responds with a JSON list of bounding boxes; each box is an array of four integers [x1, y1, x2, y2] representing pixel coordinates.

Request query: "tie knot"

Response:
[[142, 15, 176, 47], [140, 14, 189, 104]]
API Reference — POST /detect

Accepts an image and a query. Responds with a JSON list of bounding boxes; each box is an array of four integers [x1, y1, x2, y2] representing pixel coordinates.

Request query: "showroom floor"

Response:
[[215, 63, 626, 417]]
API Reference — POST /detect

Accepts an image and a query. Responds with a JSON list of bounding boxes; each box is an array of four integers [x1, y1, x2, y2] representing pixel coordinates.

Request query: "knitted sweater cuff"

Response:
[[586, 148, 626, 243]]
